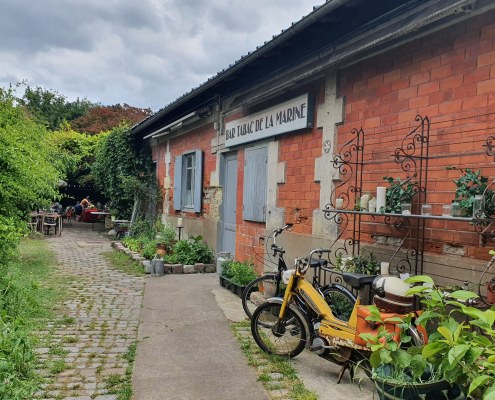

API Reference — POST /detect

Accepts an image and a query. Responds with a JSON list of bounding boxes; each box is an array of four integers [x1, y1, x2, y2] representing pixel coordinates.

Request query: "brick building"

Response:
[[132, 0, 495, 286]]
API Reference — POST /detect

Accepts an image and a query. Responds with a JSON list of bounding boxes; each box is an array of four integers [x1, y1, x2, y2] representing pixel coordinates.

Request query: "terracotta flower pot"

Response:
[[156, 244, 167, 256]]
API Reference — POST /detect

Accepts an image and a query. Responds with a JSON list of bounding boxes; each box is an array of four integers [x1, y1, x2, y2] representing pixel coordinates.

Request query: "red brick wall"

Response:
[[278, 86, 325, 235], [338, 10, 495, 260]]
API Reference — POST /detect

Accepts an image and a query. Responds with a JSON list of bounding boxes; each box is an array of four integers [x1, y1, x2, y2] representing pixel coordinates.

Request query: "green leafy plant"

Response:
[[222, 260, 257, 286], [335, 253, 379, 275], [363, 274, 495, 399], [164, 236, 213, 264], [382, 176, 417, 213], [447, 167, 495, 217], [129, 218, 155, 240], [156, 222, 177, 252]]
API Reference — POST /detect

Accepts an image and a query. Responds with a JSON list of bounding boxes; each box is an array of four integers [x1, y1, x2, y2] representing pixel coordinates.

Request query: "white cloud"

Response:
[[0, 0, 324, 110]]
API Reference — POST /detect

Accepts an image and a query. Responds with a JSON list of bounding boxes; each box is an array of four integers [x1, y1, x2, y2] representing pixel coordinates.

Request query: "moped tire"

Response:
[[242, 274, 283, 319], [251, 302, 307, 357]]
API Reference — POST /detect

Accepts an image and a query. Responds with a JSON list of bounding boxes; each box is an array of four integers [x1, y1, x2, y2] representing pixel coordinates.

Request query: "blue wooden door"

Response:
[[222, 153, 238, 257]]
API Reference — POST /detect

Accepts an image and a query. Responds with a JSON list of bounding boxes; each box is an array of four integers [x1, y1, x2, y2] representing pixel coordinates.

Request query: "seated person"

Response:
[[80, 196, 92, 208], [51, 202, 63, 214], [74, 201, 83, 219]]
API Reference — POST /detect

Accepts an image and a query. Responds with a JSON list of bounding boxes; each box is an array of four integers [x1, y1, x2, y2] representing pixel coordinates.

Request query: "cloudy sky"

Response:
[[0, 0, 324, 111]]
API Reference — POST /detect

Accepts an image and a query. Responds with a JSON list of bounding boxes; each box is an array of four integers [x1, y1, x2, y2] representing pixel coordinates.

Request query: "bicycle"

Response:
[[241, 224, 356, 322], [250, 248, 425, 382]]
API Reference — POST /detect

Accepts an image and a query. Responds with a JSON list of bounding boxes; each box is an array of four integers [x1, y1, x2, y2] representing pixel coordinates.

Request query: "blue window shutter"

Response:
[[243, 146, 267, 222], [243, 148, 255, 221], [173, 155, 182, 211], [193, 150, 203, 213]]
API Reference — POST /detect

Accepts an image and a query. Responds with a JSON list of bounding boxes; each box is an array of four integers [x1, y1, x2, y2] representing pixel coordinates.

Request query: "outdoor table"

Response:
[[88, 211, 110, 230]]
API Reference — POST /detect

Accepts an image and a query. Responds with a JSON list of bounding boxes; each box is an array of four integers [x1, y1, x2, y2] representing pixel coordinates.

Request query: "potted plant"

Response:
[[382, 176, 417, 214], [335, 253, 379, 275], [362, 275, 495, 399], [219, 260, 257, 296], [447, 167, 495, 217]]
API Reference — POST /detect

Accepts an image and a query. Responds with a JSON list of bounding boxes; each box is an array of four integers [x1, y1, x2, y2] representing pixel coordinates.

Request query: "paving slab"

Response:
[[133, 274, 269, 400]]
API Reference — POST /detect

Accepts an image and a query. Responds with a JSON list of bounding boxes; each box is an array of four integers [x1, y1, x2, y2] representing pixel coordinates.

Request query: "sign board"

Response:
[[225, 93, 313, 147]]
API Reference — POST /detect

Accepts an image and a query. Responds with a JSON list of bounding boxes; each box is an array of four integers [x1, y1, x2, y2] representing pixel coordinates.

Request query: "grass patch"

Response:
[[102, 251, 145, 276], [103, 341, 138, 400], [48, 359, 69, 375], [0, 237, 68, 399], [231, 322, 317, 400]]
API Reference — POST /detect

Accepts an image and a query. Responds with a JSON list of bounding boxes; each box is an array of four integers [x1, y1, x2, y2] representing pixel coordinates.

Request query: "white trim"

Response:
[[143, 112, 199, 140]]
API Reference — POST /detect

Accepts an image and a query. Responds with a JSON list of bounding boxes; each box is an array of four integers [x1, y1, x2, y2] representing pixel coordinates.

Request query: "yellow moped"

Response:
[[250, 249, 425, 381]]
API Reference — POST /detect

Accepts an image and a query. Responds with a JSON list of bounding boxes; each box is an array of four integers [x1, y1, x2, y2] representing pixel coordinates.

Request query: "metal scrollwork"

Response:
[[483, 135, 495, 161]]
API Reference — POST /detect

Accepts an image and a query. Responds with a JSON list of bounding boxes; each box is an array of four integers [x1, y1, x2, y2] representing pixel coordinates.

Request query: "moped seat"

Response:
[[342, 272, 376, 289], [309, 258, 328, 268]]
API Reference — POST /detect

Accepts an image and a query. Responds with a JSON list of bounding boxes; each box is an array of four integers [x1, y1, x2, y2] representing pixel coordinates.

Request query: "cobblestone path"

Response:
[[35, 224, 145, 400]]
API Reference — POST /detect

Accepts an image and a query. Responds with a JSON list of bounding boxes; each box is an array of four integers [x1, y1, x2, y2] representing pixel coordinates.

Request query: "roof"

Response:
[[132, 0, 489, 138]]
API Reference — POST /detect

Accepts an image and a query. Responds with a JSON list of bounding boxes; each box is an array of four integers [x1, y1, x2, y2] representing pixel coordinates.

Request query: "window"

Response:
[[173, 150, 203, 212], [243, 145, 267, 222]]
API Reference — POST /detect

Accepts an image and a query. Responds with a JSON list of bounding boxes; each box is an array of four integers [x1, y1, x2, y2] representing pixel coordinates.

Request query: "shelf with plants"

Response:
[[319, 114, 495, 295]]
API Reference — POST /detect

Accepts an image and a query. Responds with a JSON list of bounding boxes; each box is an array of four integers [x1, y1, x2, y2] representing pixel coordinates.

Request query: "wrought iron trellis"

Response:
[[320, 115, 431, 284]]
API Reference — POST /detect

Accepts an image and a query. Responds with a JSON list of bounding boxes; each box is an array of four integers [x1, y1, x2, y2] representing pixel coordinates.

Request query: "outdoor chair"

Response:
[[42, 213, 59, 235], [29, 212, 39, 232]]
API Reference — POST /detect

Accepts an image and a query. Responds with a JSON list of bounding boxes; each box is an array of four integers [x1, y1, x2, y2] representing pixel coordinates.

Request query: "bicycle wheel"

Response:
[[321, 286, 356, 322], [251, 302, 307, 357], [242, 274, 284, 319]]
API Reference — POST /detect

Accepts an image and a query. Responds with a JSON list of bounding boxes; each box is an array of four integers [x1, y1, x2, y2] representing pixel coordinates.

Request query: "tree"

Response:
[[71, 104, 152, 135], [0, 86, 62, 260], [48, 124, 106, 204], [19, 85, 93, 131]]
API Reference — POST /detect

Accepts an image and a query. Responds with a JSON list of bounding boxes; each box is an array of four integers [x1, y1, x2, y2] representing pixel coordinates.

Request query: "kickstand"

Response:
[[337, 361, 354, 384]]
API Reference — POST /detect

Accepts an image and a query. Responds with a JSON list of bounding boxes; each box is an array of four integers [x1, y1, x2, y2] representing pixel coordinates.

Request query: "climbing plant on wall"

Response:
[[92, 125, 157, 220]]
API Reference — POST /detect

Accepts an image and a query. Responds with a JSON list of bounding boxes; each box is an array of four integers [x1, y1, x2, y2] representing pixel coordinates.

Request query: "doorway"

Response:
[[221, 153, 238, 257]]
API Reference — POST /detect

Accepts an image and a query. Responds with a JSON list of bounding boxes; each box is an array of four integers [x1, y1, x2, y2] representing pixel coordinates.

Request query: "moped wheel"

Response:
[[251, 302, 306, 357], [242, 274, 284, 319], [321, 286, 356, 322]]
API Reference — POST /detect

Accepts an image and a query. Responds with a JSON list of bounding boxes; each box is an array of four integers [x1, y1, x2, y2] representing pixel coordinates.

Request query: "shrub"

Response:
[[164, 236, 213, 264], [129, 218, 155, 240], [142, 239, 160, 260], [223, 260, 257, 286], [156, 223, 177, 252]]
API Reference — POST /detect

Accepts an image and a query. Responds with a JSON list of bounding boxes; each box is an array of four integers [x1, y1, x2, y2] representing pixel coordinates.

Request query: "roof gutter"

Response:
[[132, 0, 351, 136], [142, 111, 199, 140]]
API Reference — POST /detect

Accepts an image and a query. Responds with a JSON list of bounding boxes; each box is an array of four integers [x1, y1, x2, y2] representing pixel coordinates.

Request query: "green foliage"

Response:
[[129, 218, 155, 240], [382, 176, 417, 213], [49, 125, 104, 195], [0, 86, 62, 261], [448, 167, 495, 217], [225, 261, 257, 286], [164, 236, 213, 265], [363, 274, 495, 398], [141, 239, 161, 260], [334, 253, 379, 275], [121, 237, 143, 252], [92, 125, 153, 219], [156, 222, 177, 251], [0, 238, 63, 399], [19, 85, 93, 131]]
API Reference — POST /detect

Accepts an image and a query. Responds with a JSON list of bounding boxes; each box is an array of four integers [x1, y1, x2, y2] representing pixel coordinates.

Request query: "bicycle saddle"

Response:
[[309, 258, 328, 268], [342, 272, 376, 289]]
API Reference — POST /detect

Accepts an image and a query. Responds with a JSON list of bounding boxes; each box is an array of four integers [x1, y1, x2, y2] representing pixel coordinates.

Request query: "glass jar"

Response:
[[473, 195, 484, 218]]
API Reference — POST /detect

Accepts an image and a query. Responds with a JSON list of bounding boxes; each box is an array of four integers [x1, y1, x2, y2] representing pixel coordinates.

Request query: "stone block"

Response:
[[194, 263, 205, 273], [443, 244, 465, 256], [183, 264, 195, 274], [204, 264, 216, 273], [164, 264, 173, 274], [171, 264, 183, 274]]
